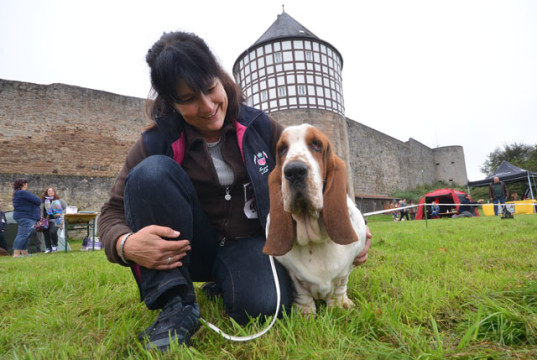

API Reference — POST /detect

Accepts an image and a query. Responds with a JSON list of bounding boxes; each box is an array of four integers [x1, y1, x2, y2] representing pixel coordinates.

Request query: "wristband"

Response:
[[119, 232, 133, 265]]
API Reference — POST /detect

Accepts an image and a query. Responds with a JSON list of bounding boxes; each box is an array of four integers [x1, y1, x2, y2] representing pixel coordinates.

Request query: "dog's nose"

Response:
[[284, 161, 308, 184]]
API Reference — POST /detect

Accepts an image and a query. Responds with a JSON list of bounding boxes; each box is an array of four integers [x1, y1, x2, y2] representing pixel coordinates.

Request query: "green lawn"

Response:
[[1, 214, 536, 359]]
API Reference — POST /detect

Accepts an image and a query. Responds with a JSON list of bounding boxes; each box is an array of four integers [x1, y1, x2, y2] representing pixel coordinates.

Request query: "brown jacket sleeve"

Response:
[[98, 138, 147, 265]]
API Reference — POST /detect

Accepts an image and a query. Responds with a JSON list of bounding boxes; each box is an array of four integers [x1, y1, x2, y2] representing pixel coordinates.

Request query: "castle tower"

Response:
[[233, 10, 354, 195], [233, 10, 345, 115]]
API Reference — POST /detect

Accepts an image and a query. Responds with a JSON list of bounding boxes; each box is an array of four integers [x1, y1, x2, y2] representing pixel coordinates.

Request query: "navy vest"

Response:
[[142, 105, 275, 229]]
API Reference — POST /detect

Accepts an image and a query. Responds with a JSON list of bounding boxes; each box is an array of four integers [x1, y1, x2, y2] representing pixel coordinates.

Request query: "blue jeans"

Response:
[[13, 218, 36, 250], [124, 155, 293, 325], [493, 197, 506, 216]]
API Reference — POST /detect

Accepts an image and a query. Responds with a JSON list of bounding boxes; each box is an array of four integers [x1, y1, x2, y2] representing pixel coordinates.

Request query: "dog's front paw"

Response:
[[327, 295, 354, 309], [294, 302, 317, 316]]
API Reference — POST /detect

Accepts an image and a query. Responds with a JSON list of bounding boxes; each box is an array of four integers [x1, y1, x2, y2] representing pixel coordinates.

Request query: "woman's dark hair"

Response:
[[145, 31, 244, 123], [13, 178, 27, 195]]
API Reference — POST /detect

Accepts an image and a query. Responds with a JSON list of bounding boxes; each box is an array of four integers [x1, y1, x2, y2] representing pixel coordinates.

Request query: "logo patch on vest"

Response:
[[254, 151, 269, 175]]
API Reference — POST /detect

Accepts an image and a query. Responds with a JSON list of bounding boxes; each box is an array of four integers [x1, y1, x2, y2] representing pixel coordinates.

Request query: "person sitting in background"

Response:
[[12, 178, 41, 258], [431, 201, 440, 219], [40, 187, 67, 253], [0, 200, 9, 255], [488, 177, 509, 216], [455, 194, 484, 217]]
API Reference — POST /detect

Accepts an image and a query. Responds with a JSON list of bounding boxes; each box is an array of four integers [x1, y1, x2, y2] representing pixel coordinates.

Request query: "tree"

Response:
[[480, 143, 537, 176]]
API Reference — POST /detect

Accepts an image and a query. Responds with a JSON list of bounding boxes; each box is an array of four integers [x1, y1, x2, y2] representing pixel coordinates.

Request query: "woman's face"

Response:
[[47, 188, 55, 197], [22, 183, 28, 190], [172, 78, 228, 142]]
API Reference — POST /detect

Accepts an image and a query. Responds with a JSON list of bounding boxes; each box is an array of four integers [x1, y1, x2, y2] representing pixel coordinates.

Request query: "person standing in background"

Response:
[[40, 187, 67, 253], [489, 177, 509, 216], [398, 198, 409, 221], [0, 200, 8, 254], [408, 200, 416, 220], [12, 179, 41, 258]]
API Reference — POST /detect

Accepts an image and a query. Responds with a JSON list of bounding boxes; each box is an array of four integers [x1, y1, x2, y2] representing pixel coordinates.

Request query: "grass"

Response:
[[1, 214, 537, 359]]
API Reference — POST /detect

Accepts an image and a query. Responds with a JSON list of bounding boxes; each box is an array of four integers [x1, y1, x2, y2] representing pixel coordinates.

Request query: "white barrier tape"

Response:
[[363, 202, 535, 217]]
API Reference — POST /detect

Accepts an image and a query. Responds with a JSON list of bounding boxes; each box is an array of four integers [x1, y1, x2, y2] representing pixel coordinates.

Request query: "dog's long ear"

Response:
[[263, 167, 295, 256], [322, 148, 358, 245]]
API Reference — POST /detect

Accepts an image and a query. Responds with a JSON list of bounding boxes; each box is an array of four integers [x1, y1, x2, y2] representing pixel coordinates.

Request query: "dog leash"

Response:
[[199, 255, 281, 341]]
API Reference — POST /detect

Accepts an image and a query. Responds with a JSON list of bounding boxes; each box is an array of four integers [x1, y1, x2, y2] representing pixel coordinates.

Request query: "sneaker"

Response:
[[45, 248, 52, 254], [51, 246, 57, 253], [139, 296, 200, 352]]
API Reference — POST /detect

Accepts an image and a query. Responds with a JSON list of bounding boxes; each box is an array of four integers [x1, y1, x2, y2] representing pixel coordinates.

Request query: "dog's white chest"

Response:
[[277, 238, 362, 299]]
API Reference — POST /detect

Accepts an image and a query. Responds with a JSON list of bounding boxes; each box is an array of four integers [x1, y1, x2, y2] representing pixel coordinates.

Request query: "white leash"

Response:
[[199, 255, 281, 341]]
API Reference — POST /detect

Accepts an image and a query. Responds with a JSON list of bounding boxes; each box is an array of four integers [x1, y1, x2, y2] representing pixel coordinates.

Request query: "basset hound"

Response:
[[263, 124, 367, 315]]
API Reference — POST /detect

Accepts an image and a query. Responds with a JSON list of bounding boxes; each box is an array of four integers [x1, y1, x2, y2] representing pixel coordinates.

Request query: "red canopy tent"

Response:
[[415, 188, 479, 220]]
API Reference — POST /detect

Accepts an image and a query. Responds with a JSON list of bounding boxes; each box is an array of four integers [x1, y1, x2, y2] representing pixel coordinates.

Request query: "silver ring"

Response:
[[167, 257, 172, 265]]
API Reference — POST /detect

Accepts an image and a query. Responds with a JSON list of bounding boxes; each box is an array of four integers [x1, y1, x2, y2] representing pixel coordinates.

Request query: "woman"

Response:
[[99, 31, 371, 352], [40, 187, 67, 253], [12, 178, 41, 258], [431, 201, 440, 219], [0, 200, 8, 254]]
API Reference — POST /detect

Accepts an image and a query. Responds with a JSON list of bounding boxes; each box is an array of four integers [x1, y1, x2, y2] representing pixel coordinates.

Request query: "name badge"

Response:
[[243, 182, 258, 219]]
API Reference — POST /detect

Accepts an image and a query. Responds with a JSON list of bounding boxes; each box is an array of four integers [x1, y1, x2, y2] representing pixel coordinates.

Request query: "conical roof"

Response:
[[253, 11, 319, 46], [233, 10, 343, 72]]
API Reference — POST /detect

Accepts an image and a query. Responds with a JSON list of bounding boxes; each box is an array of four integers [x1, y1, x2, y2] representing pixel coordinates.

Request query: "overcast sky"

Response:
[[1, 0, 536, 182]]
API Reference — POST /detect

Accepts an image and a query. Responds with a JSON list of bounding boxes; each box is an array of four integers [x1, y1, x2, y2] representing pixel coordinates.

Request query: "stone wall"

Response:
[[0, 79, 147, 177], [347, 119, 467, 195], [0, 79, 468, 215], [433, 146, 467, 185], [0, 79, 148, 212]]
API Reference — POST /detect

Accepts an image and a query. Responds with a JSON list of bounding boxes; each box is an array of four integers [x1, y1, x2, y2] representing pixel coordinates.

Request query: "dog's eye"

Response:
[[278, 145, 288, 158], [310, 140, 322, 152]]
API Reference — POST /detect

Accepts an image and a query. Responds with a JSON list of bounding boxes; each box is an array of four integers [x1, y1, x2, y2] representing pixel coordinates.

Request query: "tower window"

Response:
[[274, 52, 282, 63], [278, 86, 287, 97], [283, 51, 293, 62], [298, 85, 306, 95], [305, 51, 313, 61]]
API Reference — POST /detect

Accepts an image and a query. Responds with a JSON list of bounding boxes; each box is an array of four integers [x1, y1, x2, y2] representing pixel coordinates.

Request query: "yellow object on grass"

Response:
[[483, 199, 537, 216]]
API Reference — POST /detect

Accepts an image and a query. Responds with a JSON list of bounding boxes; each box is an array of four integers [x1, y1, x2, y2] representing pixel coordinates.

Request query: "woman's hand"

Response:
[[354, 225, 372, 266], [118, 225, 191, 270]]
